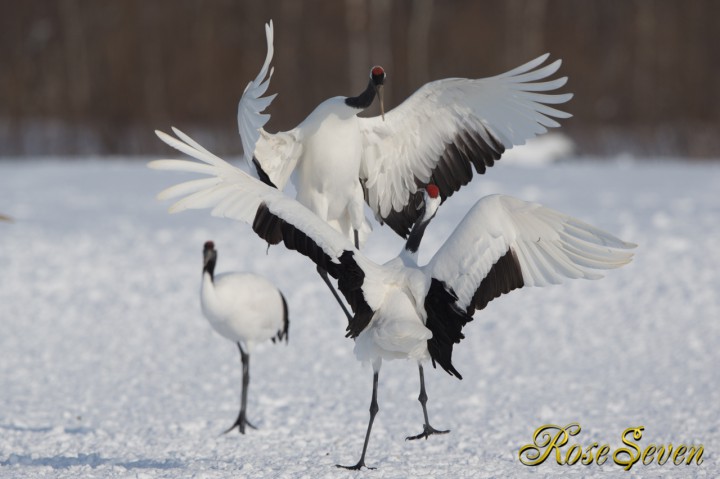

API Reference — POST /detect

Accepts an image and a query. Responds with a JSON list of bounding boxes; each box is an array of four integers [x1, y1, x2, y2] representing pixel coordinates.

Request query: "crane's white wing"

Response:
[[150, 128, 351, 267], [359, 54, 573, 237], [423, 195, 636, 314], [238, 20, 276, 166], [150, 128, 387, 331], [236, 20, 302, 190]]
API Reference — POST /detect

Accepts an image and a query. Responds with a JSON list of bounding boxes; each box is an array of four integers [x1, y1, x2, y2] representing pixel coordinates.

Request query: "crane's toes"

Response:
[[336, 461, 375, 470], [223, 416, 258, 435], [405, 424, 450, 441], [223, 422, 243, 435]]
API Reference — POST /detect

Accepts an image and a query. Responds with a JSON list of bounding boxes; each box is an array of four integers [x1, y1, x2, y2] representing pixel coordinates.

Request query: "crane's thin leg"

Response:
[[224, 343, 257, 434], [406, 364, 449, 440], [315, 227, 358, 323], [317, 266, 353, 323], [337, 370, 380, 470]]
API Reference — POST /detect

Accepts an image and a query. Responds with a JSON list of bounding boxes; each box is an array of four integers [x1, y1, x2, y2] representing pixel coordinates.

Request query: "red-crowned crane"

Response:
[[150, 129, 635, 468], [239, 21, 573, 244], [241, 21, 573, 321], [200, 240, 289, 434]]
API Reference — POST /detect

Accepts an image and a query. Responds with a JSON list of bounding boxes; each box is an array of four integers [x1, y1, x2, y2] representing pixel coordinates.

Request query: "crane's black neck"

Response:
[[345, 79, 377, 110], [203, 250, 217, 282], [404, 206, 433, 254]]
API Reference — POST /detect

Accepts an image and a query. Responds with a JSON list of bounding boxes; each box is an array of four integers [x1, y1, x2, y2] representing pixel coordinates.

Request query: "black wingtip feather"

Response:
[[424, 278, 474, 379], [337, 251, 375, 338], [250, 203, 374, 338], [252, 202, 335, 273], [276, 292, 290, 343], [252, 203, 283, 245], [374, 126, 505, 239], [468, 248, 524, 313]]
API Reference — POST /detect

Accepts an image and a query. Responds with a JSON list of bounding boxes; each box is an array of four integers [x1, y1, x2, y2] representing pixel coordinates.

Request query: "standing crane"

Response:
[[200, 240, 289, 434]]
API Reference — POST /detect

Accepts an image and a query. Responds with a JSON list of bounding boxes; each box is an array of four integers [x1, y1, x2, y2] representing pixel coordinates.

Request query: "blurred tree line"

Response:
[[0, 0, 718, 157]]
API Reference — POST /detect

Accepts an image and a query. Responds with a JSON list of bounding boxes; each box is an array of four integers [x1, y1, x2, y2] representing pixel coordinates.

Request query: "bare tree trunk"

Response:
[[407, 0, 434, 89], [140, 3, 167, 127], [345, 0, 369, 93], [369, 0, 393, 65], [505, 0, 547, 61], [278, 0, 304, 128], [59, 0, 91, 151], [633, 0, 656, 122]]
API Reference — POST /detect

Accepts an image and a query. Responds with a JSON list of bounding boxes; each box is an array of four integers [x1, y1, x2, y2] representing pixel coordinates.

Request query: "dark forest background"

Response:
[[1, 0, 718, 158]]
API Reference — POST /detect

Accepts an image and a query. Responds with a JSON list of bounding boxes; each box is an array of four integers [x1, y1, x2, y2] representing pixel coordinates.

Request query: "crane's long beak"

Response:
[[376, 84, 385, 121]]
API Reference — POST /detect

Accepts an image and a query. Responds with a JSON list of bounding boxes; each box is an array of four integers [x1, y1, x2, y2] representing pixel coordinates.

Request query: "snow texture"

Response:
[[1, 158, 718, 478]]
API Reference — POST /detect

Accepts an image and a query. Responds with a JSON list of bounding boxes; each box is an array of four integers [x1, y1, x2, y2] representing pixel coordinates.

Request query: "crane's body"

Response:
[[290, 98, 370, 242], [201, 271, 286, 350], [200, 241, 288, 434], [354, 285, 432, 366]]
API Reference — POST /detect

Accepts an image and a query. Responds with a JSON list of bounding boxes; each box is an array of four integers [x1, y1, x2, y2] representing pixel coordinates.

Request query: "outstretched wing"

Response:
[[151, 128, 351, 268], [149, 128, 376, 328], [424, 194, 636, 315], [237, 20, 302, 190], [359, 54, 573, 237], [420, 195, 635, 378]]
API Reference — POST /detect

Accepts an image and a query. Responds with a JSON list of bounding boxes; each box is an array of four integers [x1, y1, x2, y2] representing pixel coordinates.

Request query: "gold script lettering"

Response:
[[596, 444, 610, 465], [685, 446, 704, 465], [641, 444, 657, 465], [612, 426, 644, 471], [519, 424, 704, 469], [673, 445, 687, 465], [519, 423, 581, 466]]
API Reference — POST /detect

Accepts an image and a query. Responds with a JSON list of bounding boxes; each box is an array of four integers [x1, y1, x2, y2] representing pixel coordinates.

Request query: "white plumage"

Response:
[[200, 241, 288, 434], [239, 20, 574, 241], [150, 130, 635, 468], [202, 273, 286, 351]]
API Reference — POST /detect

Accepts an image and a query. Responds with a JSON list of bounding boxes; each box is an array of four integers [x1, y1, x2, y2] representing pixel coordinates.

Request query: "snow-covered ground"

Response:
[[1, 157, 718, 478]]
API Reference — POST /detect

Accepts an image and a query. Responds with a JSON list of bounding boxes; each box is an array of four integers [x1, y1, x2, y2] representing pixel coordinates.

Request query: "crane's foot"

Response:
[[336, 461, 375, 470], [405, 424, 450, 441], [223, 415, 257, 435]]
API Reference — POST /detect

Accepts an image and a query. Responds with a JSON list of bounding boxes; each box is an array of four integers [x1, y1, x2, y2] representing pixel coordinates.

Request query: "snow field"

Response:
[[0, 158, 718, 478]]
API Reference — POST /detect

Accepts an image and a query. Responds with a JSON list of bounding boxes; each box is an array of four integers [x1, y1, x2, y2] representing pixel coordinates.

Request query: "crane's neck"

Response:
[[405, 210, 430, 256], [203, 253, 216, 283], [400, 202, 437, 264], [344, 79, 377, 111]]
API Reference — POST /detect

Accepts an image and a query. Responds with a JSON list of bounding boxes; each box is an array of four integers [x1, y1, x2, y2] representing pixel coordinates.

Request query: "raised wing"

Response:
[[424, 194, 636, 315], [150, 128, 351, 270], [359, 54, 573, 237], [236, 20, 302, 190], [237, 20, 276, 167]]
